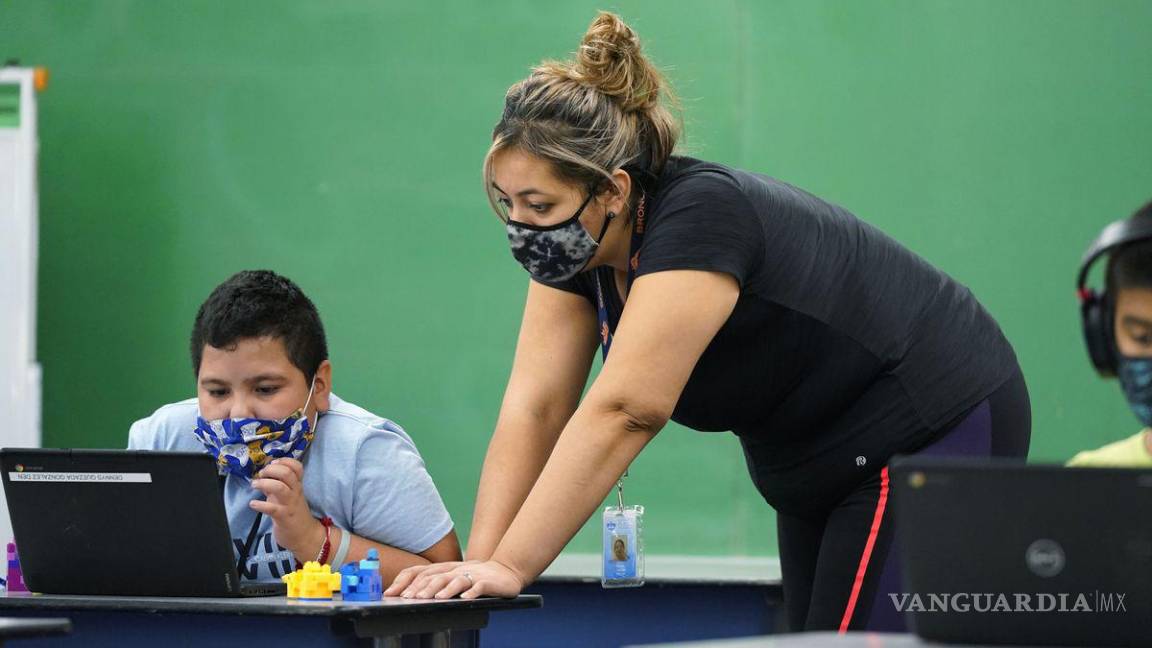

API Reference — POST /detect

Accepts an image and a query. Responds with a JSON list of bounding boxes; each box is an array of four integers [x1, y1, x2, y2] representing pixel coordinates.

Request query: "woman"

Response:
[[386, 12, 1030, 632]]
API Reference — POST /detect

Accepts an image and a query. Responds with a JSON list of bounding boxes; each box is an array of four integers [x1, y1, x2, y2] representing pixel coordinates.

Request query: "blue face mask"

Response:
[[1117, 355, 1152, 427], [506, 192, 613, 282], [192, 379, 318, 480]]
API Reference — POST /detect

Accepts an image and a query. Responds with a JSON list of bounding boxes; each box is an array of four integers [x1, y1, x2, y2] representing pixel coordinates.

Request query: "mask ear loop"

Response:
[[300, 374, 319, 432], [594, 207, 616, 245], [590, 181, 625, 246]]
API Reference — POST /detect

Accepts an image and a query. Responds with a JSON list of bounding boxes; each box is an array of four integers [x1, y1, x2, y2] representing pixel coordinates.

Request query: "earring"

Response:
[[607, 211, 616, 220]]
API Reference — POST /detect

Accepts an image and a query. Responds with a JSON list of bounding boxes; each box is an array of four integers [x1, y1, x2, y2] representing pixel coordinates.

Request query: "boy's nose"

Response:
[[228, 397, 257, 420]]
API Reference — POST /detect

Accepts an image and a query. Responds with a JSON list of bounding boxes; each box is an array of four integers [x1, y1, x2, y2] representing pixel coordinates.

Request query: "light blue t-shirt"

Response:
[[127, 394, 453, 581]]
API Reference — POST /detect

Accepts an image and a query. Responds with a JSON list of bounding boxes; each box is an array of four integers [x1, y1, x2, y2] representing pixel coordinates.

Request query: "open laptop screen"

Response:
[[1, 448, 250, 597], [891, 457, 1152, 647]]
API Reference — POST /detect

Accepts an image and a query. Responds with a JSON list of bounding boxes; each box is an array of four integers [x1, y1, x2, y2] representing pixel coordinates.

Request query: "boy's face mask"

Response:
[[192, 378, 318, 480], [1117, 354, 1152, 427], [506, 192, 613, 282]]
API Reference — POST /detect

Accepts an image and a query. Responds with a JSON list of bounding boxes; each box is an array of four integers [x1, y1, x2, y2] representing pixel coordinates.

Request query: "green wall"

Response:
[[2, 0, 1150, 557]]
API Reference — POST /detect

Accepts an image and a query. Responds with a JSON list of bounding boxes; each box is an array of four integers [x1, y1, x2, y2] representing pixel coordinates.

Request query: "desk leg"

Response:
[[349, 610, 486, 648], [370, 631, 464, 648]]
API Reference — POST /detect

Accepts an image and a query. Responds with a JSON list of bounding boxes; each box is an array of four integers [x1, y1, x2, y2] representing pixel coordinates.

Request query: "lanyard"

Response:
[[593, 194, 647, 360], [236, 510, 264, 576], [220, 474, 267, 577]]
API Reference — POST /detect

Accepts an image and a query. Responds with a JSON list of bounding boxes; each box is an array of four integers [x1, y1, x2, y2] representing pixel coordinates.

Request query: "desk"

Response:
[[0, 592, 540, 647], [0, 618, 71, 645], [483, 554, 785, 648]]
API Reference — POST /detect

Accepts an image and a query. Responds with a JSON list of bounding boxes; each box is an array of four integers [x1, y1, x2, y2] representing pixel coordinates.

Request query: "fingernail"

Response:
[[401, 591, 411, 598]]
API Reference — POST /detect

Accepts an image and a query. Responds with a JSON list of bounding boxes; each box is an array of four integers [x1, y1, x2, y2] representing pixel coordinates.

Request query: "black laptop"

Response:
[[1, 448, 285, 597], [891, 457, 1152, 647]]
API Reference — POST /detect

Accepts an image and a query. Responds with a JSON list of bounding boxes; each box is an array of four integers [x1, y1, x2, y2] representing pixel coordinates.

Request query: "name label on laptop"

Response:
[[8, 472, 152, 483]]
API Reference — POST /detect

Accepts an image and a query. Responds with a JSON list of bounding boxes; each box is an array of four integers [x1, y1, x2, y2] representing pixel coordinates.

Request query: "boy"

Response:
[[1070, 200, 1152, 467], [128, 270, 460, 581]]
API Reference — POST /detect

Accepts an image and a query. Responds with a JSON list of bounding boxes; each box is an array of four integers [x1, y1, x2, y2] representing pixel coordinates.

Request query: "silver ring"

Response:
[[463, 570, 473, 584]]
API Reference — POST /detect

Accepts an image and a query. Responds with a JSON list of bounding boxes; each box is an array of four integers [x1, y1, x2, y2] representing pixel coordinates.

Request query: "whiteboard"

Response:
[[0, 67, 42, 548]]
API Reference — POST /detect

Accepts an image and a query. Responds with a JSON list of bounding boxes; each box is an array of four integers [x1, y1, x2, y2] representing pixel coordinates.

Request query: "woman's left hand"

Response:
[[399, 560, 525, 600]]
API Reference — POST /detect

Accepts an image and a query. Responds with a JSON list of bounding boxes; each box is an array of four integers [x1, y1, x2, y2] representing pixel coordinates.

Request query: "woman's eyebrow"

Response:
[[491, 182, 551, 198]]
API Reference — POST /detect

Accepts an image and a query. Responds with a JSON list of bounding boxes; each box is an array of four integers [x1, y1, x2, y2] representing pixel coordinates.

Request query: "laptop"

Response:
[[0, 448, 286, 597], [890, 456, 1152, 647]]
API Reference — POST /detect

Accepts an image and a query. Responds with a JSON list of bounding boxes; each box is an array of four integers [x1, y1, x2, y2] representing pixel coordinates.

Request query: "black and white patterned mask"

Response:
[[506, 193, 613, 282]]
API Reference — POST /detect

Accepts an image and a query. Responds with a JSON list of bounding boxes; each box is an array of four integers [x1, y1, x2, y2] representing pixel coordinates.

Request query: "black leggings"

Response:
[[744, 369, 1031, 632]]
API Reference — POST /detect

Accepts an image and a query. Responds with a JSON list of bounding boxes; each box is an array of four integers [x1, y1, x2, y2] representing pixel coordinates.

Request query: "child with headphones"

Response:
[[1070, 200, 1152, 467]]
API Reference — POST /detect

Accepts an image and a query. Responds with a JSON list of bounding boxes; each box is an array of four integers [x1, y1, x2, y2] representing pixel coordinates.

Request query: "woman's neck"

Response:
[[601, 216, 634, 273]]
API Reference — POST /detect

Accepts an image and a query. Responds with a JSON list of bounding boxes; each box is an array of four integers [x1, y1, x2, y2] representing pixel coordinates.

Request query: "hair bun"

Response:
[[574, 12, 661, 112]]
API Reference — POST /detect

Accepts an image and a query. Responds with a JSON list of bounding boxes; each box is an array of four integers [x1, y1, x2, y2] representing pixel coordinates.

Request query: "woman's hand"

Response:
[[385, 561, 469, 597], [385, 560, 524, 600]]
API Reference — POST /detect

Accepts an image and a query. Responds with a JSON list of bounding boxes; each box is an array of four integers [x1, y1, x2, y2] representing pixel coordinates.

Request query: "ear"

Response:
[[311, 360, 333, 414], [598, 168, 634, 215]]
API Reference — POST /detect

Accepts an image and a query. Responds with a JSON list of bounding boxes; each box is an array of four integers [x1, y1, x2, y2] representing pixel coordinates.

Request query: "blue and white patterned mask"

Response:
[[506, 193, 613, 282], [192, 379, 318, 480], [1118, 354, 1152, 427]]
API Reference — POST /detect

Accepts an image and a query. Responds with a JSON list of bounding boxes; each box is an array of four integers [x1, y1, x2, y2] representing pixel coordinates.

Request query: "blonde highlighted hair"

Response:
[[484, 11, 680, 218]]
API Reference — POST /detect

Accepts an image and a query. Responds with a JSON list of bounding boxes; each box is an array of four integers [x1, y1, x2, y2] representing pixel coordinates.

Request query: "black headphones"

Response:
[[1078, 210, 1152, 377]]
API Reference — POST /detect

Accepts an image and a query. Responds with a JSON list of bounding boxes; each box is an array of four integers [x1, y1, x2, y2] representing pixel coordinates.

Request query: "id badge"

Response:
[[602, 505, 644, 588]]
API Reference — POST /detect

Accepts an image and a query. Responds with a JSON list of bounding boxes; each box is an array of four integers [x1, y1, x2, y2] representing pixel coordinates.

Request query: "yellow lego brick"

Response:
[[282, 561, 342, 600]]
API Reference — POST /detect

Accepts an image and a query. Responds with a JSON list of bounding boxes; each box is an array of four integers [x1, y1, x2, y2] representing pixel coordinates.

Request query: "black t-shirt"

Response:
[[543, 156, 1017, 444]]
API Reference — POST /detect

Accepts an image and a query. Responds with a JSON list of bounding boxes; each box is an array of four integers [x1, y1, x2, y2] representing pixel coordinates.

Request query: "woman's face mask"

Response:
[[506, 192, 614, 282], [192, 378, 318, 480]]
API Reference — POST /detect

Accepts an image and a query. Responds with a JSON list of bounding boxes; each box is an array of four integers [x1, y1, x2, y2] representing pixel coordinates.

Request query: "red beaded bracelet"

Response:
[[315, 516, 334, 564]]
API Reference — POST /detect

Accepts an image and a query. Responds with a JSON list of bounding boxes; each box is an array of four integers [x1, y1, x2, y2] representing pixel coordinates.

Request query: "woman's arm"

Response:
[[385, 281, 598, 594], [466, 280, 599, 560], [396, 270, 740, 598]]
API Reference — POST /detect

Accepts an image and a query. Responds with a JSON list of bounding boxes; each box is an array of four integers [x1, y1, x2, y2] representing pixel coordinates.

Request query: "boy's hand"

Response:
[[250, 458, 321, 558]]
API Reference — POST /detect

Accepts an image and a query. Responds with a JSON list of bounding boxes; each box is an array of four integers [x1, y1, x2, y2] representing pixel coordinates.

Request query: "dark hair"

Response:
[[1107, 200, 1152, 294], [190, 270, 328, 382], [483, 11, 679, 219]]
